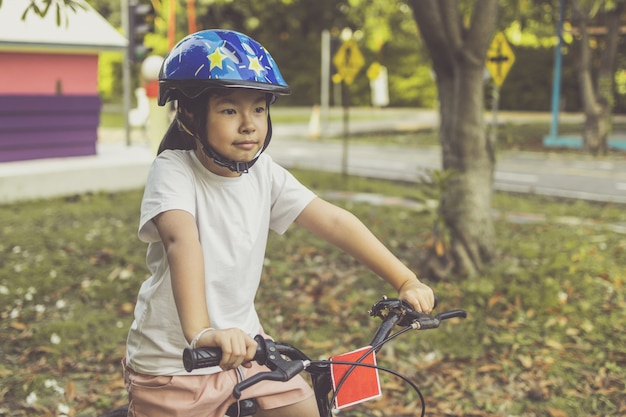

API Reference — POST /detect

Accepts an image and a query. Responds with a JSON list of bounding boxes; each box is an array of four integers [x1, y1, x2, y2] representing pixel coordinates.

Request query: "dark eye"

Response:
[[254, 106, 266, 114]]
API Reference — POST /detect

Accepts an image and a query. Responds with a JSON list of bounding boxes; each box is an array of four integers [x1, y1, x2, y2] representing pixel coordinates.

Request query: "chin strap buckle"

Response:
[[202, 145, 254, 174], [233, 161, 251, 174]]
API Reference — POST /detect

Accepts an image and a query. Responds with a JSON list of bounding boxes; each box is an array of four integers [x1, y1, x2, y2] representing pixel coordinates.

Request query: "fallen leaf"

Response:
[[477, 364, 502, 373], [545, 339, 563, 350], [517, 354, 533, 369], [65, 380, 77, 402], [487, 293, 504, 308], [435, 240, 445, 257], [547, 407, 568, 417], [119, 302, 135, 314], [8, 322, 27, 330]]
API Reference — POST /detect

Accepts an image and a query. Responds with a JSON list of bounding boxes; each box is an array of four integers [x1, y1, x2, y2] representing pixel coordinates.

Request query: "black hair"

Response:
[[156, 93, 211, 155]]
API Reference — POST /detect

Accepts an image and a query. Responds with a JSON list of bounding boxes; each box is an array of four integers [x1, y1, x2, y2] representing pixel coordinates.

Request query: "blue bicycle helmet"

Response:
[[157, 29, 290, 173], [158, 29, 290, 106]]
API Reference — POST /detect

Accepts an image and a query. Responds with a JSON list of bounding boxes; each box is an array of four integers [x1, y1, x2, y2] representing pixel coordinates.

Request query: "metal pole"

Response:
[[490, 84, 500, 145], [320, 30, 330, 138], [341, 82, 350, 177], [122, 0, 131, 146], [549, 0, 565, 138]]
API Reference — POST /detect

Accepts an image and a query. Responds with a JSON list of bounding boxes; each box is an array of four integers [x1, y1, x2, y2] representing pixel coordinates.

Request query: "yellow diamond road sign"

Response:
[[333, 39, 365, 86], [486, 32, 515, 87]]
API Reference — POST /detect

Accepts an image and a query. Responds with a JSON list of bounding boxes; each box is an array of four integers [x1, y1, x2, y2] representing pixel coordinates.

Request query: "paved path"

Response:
[[268, 108, 626, 204], [267, 136, 626, 204]]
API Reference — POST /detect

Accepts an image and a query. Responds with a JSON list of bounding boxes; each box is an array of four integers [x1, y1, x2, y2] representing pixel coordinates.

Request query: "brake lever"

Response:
[[233, 368, 296, 399], [232, 337, 308, 399], [370, 296, 466, 329]]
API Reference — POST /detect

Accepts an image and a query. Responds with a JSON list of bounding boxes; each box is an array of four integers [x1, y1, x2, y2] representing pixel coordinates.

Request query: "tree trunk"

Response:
[[571, 0, 623, 155], [437, 64, 496, 277], [596, 3, 624, 151], [408, 0, 498, 278]]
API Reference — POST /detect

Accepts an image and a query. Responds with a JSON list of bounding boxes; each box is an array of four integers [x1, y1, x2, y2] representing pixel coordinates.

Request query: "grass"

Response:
[[1, 167, 624, 416]]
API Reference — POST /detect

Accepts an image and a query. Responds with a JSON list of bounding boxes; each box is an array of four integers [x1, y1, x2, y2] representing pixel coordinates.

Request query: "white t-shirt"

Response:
[[125, 150, 316, 375]]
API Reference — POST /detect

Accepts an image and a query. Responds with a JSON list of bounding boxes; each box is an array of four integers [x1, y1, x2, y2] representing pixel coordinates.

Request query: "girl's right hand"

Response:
[[198, 328, 258, 370]]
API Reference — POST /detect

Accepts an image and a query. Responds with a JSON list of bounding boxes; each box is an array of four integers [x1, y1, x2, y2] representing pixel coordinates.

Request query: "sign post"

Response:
[[332, 38, 364, 177], [486, 32, 515, 145]]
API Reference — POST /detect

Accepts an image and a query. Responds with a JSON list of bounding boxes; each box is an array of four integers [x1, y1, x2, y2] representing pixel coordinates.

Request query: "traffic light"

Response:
[[128, 1, 155, 63]]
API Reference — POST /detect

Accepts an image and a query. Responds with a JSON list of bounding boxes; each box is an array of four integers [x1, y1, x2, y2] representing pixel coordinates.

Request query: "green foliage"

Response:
[[20, 0, 86, 26], [97, 51, 124, 102], [88, 0, 438, 107], [7, 0, 625, 113]]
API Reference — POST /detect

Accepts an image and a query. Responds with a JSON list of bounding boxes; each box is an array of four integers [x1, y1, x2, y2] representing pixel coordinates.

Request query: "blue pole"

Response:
[[549, 0, 565, 138]]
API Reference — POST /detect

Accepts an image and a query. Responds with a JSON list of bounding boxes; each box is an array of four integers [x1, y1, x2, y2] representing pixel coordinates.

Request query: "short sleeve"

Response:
[[138, 151, 197, 243], [268, 159, 316, 235]]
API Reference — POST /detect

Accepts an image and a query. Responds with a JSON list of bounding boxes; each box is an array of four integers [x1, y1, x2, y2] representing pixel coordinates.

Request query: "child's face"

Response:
[[203, 89, 269, 175]]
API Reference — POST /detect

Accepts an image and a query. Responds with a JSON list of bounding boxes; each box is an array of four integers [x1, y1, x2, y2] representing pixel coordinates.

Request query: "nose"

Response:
[[239, 113, 256, 134]]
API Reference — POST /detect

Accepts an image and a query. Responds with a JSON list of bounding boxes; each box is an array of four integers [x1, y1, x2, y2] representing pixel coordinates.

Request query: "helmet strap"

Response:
[[200, 143, 254, 174]]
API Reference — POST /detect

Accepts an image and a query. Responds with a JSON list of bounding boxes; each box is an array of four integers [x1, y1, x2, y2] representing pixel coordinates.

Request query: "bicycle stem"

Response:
[[369, 312, 402, 350]]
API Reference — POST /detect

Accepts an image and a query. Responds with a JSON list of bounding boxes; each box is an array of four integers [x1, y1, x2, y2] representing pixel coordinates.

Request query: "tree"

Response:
[[570, 0, 625, 155], [406, 0, 499, 278], [3, 0, 86, 26]]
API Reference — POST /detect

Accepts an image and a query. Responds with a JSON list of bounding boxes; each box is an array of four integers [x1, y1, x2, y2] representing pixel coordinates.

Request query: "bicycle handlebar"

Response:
[[183, 335, 308, 375], [183, 335, 310, 398], [182, 296, 467, 399]]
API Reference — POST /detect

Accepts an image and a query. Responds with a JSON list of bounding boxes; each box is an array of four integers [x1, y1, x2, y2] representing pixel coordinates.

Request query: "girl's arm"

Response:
[[295, 198, 435, 312], [153, 209, 257, 369]]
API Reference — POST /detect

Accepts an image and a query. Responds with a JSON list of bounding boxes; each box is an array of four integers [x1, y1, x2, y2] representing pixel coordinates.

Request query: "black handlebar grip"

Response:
[[183, 347, 222, 372], [436, 309, 467, 321]]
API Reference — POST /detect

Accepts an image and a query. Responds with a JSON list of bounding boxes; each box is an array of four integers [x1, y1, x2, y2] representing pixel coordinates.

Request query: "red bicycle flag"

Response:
[[330, 346, 382, 409]]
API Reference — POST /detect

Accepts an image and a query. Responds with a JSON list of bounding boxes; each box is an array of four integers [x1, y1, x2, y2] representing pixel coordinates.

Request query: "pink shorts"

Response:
[[124, 361, 314, 417]]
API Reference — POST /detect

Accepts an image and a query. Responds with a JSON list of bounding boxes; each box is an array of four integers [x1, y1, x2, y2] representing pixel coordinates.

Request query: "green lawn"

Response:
[[1, 170, 624, 417]]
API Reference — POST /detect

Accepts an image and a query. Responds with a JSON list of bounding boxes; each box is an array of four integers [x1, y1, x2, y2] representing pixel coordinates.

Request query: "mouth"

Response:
[[233, 140, 260, 151]]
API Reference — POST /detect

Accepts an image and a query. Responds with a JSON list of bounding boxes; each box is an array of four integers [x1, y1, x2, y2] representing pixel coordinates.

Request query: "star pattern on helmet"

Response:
[[207, 47, 227, 70], [247, 56, 265, 78]]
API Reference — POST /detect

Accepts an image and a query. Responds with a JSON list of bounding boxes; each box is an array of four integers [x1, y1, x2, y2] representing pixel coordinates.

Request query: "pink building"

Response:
[[0, 0, 126, 162]]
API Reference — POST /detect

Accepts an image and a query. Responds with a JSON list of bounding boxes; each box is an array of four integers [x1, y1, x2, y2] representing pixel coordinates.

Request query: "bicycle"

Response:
[[101, 296, 466, 417]]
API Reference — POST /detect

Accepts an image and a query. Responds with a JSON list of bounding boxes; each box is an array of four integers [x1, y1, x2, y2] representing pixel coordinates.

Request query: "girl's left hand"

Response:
[[398, 280, 435, 313]]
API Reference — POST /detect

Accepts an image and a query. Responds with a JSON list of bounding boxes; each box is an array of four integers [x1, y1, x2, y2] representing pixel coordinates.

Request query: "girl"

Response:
[[124, 29, 435, 417]]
